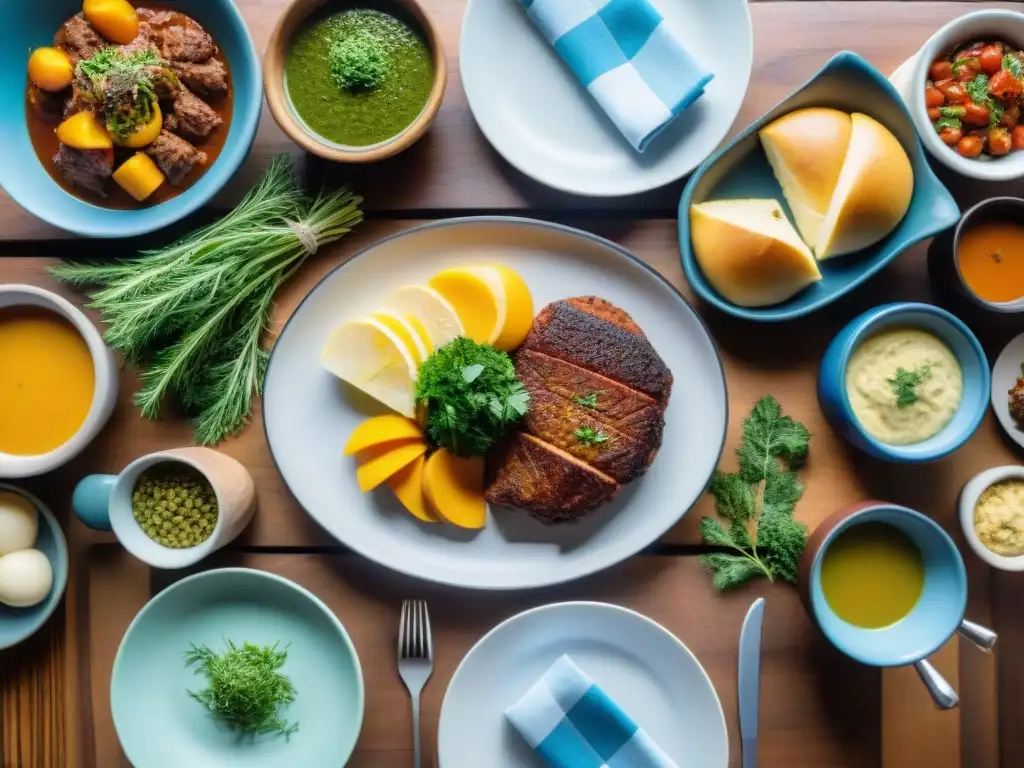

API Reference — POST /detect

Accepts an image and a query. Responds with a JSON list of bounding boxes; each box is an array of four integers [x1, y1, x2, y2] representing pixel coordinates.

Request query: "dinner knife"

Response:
[[738, 597, 765, 768]]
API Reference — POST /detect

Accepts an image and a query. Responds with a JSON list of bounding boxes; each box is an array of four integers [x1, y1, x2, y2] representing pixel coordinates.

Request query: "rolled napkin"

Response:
[[520, 0, 714, 152], [505, 655, 679, 768]]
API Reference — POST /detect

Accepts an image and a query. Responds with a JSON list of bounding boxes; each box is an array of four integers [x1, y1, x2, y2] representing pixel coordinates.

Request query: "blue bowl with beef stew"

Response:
[[0, 0, 261, 237]]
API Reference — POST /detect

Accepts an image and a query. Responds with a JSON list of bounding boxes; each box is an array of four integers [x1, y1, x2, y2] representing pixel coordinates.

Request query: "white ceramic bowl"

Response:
[[959, 465, 1024, 571], [0, 285, 118, 478], [909, 10, 1024, 181]]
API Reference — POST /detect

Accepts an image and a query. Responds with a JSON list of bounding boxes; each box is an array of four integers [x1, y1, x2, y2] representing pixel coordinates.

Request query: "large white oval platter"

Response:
[[263, 218, 727, 589], [460, 0, 753, 197]]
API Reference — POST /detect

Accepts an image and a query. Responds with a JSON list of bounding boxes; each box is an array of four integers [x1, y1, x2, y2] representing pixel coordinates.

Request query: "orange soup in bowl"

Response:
[[957, 220, 1024, 304], [0, 307, 94, 455]]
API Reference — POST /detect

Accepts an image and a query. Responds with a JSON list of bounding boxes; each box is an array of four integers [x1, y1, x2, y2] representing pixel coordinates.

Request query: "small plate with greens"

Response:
[[110, 568, 363, 766]]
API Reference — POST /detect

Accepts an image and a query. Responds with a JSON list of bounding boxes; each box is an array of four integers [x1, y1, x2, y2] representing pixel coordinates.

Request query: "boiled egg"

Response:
[[0, 549, 53, 608], [0, 490, 39, 556]]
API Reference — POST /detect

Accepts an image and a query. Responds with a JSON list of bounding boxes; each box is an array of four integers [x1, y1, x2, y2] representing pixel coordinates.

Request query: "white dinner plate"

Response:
[[991, 331, 1024, 450], [437, 602, 729, 767], [459, 0, 753, 197], [262, 217, 727, 589]]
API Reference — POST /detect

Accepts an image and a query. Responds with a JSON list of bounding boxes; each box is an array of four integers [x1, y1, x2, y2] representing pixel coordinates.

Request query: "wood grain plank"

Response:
[[2, 1, 1021, 240], [81, 549, 882, 768]]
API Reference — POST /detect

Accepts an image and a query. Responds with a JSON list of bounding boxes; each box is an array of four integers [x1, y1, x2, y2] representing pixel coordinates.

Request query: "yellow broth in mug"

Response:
[[0, 307, 94, 455], [820, 522, 925, 629]]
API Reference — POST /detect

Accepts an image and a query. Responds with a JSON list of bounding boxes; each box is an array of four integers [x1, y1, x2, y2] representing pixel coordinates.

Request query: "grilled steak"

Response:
[[485, 297, 672, 524], [523, 299, 673, 406], [515, 349, 664, 483], [485, 433, 619, 523]]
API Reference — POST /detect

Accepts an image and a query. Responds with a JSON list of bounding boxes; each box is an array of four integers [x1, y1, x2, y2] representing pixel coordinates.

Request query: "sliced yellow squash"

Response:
[[355, 441, 428, 492], [386, 455, 437, 523], [344, 415, 422, 456], [423, 449, 486, 529]]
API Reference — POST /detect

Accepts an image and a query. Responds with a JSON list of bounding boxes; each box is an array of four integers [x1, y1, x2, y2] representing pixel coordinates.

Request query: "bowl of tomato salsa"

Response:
[[910, 10, 1024, 180]]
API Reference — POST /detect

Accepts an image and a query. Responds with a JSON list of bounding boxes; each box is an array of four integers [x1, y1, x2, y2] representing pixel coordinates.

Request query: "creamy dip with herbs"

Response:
[[974, 479, 1024, 556], [845, 329, 962, 445]]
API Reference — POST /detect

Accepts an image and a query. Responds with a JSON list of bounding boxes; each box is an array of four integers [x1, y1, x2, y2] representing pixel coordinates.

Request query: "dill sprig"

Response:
[[52, 156, 363, 445], [76, 48, 174, 140], [184, 640, 298, 738], [699, 396, 810, 589]]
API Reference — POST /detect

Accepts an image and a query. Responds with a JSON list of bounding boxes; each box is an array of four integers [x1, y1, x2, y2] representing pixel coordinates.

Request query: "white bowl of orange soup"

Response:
[[0, 285, 117, 478]]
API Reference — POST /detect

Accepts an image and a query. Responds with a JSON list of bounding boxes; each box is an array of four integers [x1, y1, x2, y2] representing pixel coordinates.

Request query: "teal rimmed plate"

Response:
[[111, 568, 364, 767]]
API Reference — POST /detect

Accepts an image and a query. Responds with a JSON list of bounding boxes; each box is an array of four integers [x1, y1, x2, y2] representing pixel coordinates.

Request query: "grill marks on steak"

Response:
[[524, 300, 673, 406], [485, 297, 672, 524], [485, 434, 619, 523]]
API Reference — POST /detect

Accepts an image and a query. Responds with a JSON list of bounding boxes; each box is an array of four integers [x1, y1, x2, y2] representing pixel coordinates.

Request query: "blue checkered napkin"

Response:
[[519, 0, 714, 152], [505, 655, 679, 768]]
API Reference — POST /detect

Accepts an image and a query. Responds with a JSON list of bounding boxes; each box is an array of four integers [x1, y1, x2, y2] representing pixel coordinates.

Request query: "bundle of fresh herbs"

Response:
[[415, 337, 530, 457], [700, 396, 810, 589], [52, 156, 363, 445], [184, 640, 298, 738]]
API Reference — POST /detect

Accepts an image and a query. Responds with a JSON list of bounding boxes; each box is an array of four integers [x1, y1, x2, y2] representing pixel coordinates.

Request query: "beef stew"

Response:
[[26, 4, 232, 208]]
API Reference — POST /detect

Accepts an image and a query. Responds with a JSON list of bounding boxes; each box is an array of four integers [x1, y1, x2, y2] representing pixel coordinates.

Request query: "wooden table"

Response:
[[2, 1, 1022, 766]]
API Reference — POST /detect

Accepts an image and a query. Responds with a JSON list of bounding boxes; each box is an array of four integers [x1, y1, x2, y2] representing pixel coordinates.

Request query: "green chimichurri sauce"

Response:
[[285, 8, 434, 147]]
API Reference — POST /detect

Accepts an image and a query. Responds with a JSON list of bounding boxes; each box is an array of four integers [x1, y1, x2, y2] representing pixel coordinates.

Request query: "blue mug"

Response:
[[799, 502, 994, 709]]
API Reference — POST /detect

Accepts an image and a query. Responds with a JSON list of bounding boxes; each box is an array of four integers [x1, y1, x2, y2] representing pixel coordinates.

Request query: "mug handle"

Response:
[[72, 475, 116, 532], [913, 659, 959, 710]]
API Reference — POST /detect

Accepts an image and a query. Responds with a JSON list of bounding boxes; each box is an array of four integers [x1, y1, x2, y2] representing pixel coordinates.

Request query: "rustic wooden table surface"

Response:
[[2, 1, 1022, 766]]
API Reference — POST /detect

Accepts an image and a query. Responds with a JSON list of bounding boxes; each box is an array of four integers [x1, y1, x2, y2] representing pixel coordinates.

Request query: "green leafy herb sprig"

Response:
[[700, 396, 810, 589], [573, 392, 599, 409], [573, 426, 608, 446], [888, 366, 931, 408], [415, 337, 530, 457], [76, 47, 176, 141], [51, 156, 363, 445], [184, 640, 298, 738]]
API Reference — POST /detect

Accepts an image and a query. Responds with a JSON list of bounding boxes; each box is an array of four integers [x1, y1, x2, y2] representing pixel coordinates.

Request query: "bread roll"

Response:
[[690, 199, 822, 307], [759, 108, 852, 249], [815, 113, 914, 259]]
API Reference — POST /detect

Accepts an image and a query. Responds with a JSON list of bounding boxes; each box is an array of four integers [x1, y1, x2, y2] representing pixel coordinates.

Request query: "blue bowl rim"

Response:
[[0, 483, 69, 651], [809, 503, 967, 668], [830, 302, 990, 462], [677, 50, 960, 322], [109, 566, 366, 762], [1, 0, 262, 239]]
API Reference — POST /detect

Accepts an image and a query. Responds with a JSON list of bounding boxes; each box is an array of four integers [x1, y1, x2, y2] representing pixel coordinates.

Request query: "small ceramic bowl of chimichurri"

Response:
[[264, 0, 446, 162]]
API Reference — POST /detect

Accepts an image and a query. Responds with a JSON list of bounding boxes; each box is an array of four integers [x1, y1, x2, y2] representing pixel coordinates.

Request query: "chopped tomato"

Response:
[[979, 44, 1004, 75], [1002, 105, 1021, 128], [930, 60, 954, 81], [957, 135, 985, 157], [989, 127, 1013, 156], [925, 87, 945, 108], [990, 69, 1023, 100], [939, 127, 963, 146], [1012, 125, 1024, 150], [963, 101, 991, 126], [943, 83, 968, 104]]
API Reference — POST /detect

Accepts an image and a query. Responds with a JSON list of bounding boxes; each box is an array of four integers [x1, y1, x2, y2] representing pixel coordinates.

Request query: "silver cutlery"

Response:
[[738, 597, 765, 768], [914, 618, 998, 710], [398, 599, 434, 768]]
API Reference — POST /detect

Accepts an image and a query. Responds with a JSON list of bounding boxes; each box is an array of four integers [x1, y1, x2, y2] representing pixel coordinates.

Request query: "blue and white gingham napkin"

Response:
[[505, 655, 679, 768], [520, 0, 714, 152]]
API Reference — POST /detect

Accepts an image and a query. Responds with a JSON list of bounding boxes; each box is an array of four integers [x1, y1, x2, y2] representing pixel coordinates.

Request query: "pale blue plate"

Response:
[[111, 569, 364, 768], [678, 51, 960, 322]]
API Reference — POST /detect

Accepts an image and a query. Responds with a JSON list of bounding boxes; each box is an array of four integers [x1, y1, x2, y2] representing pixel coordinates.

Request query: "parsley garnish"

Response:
[[888, 366, 931, 408], [573, 392, 599, 409], [415, 338, 530, 457], [965, 74, 990, 105], [934, 113, 962, 132], [1004, 53, 1024, 80], [573, 426, 608, 446], [699, 396, 810, 589]]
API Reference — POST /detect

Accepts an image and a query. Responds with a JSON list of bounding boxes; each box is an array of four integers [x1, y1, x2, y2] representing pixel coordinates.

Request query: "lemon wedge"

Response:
[[428, 266, 534, 351], [382, 286, 464, 349], [321, 318, 418, 417], [371, 309, 429, 365]]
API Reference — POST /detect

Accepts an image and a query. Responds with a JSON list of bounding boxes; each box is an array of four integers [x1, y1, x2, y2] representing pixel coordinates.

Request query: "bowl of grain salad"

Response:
[[959, 465, 1024, 570]]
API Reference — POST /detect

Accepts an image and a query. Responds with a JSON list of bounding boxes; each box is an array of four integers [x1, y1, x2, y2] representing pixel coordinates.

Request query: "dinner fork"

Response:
[[398, 599, 434, 768]]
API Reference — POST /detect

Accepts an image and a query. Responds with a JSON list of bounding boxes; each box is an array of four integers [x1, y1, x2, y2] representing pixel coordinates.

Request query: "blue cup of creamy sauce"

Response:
[[817, 302, 989, 463], [799, 502, 994, 709]]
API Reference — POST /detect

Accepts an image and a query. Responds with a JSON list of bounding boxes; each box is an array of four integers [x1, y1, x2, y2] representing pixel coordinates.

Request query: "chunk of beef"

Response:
[[145, 130, 206, 185], [136, 9, 175, 27], [158, 19, 216, 62], [58, 14, 104, 65], [170, 59, 227, 97], [117, 21, 157, 56], [28, 85, 68, 123], [173, 86, 223, 139], [54, 144, 113, 196], [163, 112, 179, 134], [64, 72, 102, 118]]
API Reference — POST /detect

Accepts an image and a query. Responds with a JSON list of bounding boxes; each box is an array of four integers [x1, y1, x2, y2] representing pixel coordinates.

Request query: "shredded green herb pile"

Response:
[[573, 426, 608, 446], [700, 396, 810, 589], [184, 640, 298, 738], [330, 34, 390, 90], [415, 337, 530, 457], [888, 366, 931, 408], [76, 48, 174, 141], [51, 156, 363, 445]]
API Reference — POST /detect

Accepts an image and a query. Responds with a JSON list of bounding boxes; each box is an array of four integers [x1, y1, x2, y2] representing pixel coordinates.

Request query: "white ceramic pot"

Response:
[[899, 10, 1024, 182], [959, 465, 1024, 571], [0, 284, 118, 478], [72, 447, 256, 569]]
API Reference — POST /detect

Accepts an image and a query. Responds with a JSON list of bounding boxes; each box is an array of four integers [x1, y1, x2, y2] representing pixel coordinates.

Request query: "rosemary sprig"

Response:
[[52, 156, 363, 444]]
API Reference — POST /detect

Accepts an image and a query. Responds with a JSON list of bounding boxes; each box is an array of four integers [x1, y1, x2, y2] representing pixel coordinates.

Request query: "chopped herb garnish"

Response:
[[952, 57, 979, 77], [573, 392, 599, 409], [573, 426, 608, 446], [966, 74, 991, 105], [934, 115, 962, 132], [76, 48, 176, 141], [989, 99, 1006, 128], [1004, 53, 1024, 80], [888, 366, 931, 408], [939, 106, 966, 118]]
